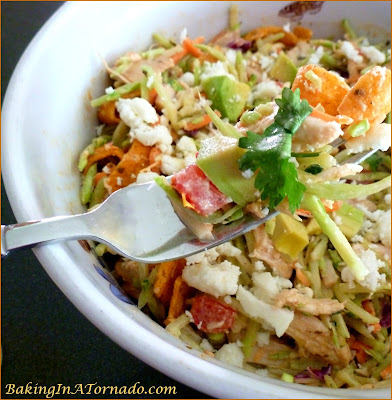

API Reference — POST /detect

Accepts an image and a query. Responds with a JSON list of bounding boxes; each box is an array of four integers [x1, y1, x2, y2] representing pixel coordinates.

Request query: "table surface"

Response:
[[1, 2, 209, 398]]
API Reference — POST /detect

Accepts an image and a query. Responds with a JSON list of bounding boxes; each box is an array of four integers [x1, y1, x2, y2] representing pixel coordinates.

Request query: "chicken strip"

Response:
[[286, 312, 353, 366], [250, 225, 293, 279], [275, 288, 345, 315]]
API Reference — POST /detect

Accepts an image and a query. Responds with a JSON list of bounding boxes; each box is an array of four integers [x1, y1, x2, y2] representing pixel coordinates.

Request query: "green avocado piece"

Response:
[[333, 202, 364, 239], [202, 76, 250, 122], [272, 213, 309, 260], [196, 135, 257, 206], [269, 52, 298, 84]]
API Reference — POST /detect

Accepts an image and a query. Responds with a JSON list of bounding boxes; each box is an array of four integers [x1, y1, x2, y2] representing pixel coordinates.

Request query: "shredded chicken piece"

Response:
[[246, 338, 293, 367], [210, 29, 240, 46], [121, 52, 176, 83], [292, 115, 344, 152], [250, 225, 293, 279], [275, 288, 345, 315], [286, 313, 353, 366]]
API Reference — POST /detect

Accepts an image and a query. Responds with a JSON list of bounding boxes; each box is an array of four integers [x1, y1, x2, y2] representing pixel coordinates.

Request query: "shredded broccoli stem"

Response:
[[242, 319, 259, 359], [152, 32, 174, 49], [334, 287, 380, 325], [166, 313, 190, 337], [341, 18, 357, 39], [80, 163, 97, 205], [90, 81, 140, 107], [202, 102, 243, 139], [346, 119, 370, 137], [305, 176, 391, 200], [142, 65, 179, 129], [332, 313, 350, 338], [302, 194, 368, 281]]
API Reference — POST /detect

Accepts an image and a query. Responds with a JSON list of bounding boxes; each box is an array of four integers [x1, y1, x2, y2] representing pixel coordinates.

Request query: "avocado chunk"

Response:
[[272, 213, 309, 260], [333, 203, 364, 239], [196, 135, 257, 206], [202, 76, 250, 122], [306, 217, 322, 235], [269, 52, 298, 84]]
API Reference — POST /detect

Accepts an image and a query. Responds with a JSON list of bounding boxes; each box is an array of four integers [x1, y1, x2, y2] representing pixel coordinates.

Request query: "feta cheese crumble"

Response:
[[116, 98, 172, 153]]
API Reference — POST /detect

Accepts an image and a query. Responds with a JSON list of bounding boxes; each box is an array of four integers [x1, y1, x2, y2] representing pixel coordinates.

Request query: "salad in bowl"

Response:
[[78, 4, 391, 390]]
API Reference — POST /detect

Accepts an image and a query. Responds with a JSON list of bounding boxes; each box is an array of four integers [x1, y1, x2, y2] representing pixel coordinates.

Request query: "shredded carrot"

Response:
[[380, 364, 391, 380], [83, 143, 124, 174], [182, 193, 196, 210], [295, 266, 311, 287], [323, 200, 343, 213], [362, 300, 382, 333], [148, 88, 158, 105], [347, 336, 371, 365], [183, 37, 203, 57], [171, 36, 205, 64], [297, 201, 342, 217], [184, 114, 212, 131]]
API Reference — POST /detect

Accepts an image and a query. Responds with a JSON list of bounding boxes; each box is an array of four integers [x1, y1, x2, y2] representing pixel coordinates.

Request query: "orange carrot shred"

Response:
[[380, 364, 391, 380]]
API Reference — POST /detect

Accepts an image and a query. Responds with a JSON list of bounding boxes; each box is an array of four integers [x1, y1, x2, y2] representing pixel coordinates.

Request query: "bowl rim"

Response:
[[2, 2, 390, 398]]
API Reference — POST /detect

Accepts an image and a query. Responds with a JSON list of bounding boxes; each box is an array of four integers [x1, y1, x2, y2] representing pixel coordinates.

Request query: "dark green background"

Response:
[[1, 2, 210, 398]]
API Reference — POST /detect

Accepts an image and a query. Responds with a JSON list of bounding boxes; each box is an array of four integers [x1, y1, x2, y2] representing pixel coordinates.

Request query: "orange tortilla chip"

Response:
[[292, 64, 350, 116], [83, 143, 124, 174], [105, 139, 151, 192], [164, 276, 193, 326], [153, 259, 186, 307]]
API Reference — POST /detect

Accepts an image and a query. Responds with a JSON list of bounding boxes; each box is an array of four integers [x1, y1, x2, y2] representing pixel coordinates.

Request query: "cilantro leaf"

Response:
[[238, 87, 311, 213]]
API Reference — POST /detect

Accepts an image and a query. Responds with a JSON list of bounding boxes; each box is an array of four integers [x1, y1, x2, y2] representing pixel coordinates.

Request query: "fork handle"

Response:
[[1, 213, 91, 257]]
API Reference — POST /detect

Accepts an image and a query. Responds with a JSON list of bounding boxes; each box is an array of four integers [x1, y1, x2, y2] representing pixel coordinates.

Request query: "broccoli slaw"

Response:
[[79, 5, 391, 388]]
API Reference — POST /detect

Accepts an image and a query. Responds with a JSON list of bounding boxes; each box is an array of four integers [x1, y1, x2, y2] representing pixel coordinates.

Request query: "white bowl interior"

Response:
[[2, 1, 390, 398]]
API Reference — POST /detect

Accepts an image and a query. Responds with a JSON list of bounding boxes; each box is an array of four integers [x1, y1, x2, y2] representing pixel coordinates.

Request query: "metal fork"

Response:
[[1, 147, 379, 263]]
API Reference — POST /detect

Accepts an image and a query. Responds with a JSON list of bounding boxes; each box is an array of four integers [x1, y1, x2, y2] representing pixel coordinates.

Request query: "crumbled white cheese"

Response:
[[333, 215, 343, 225], [308, 46, 324, 65], [180, 72, 195, 87], [200, 338, 215, 352], [224, 295, 233, 304], [116, 98, 173, 153], [341, 248, 386, 292], [225, 49, 238, 65], [256, 331, 270, 346], [183, 259, 241, 297], [185, 247, 220, 265], [176, 135, 198, 155], [179, 27, 187, 43], [136, 171, 160, 184], [350, 234, 364, 243], [255, 368, 269, 377], [340, 41, 363, 63], [105, 86, 115, 94], [242, 169, 254, 179], [215, 343, 244, 368], [258, 55, 275, 71], [249, 80, 285, 104], [375, 209, 391, 247], [356, 205, 391, 247], [283, 22, 291, 32], [215, 242, 242, 258], [200, 61, 236, 82], [254, 261, 266, 271], [236, 286, 294, 337], [160, 155, 185, 175], [360, 45, 386, 64], [251, 272, 293, 303]]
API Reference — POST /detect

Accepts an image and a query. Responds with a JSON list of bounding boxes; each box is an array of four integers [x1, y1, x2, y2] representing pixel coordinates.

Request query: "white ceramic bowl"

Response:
[[2, 2, 390, 398]]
